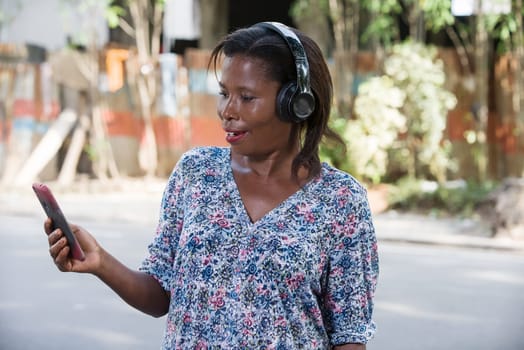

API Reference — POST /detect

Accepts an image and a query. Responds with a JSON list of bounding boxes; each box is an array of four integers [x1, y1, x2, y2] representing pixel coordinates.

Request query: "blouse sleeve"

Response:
[[323, 186, 379, 345], [139, 157, 187, 291]]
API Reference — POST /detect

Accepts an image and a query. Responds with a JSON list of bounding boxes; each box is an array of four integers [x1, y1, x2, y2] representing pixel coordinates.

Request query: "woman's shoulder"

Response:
[[177, 146, 229, 168], [316, 164, 374, 220], [181, 146, 229, 160], [168, 147, 229, 180], [319, 162, 368, 198]]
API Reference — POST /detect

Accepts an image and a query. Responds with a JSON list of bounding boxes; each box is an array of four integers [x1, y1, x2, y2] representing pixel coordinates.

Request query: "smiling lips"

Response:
[[225, 130, 247, 143]]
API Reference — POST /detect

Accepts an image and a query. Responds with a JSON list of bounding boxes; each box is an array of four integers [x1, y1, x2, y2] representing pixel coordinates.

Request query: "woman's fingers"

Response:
[[48, 233, 65, 256], [44, 218, 53, 235], [47, 228, 63, 246], [54, 244, 72, 272], [48, 230, 72, 271], [44, 222, 98, 273]]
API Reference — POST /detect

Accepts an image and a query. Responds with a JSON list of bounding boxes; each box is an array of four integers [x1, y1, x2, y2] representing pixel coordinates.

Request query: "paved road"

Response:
[[0, 214, 165, 350], [1, 213, 524, 349], [370, 242, 524, 350]]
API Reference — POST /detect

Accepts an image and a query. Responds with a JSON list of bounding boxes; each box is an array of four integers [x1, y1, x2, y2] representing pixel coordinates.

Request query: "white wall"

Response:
[[0, 0, 108, 51]]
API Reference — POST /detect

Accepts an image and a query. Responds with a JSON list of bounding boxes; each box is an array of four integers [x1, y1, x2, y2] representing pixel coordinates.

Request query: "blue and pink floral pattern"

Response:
[[140, 147, 379, 349]]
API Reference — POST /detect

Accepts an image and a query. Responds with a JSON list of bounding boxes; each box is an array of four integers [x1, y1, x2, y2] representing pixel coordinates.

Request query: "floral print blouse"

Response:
[[140, 147, 379, 349]]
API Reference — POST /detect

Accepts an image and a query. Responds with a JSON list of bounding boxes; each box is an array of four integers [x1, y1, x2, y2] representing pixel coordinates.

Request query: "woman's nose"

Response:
[[218, 96, 239, 120]]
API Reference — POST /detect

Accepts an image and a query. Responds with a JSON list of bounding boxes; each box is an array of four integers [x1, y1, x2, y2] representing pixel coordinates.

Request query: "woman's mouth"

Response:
[[225, 130, 247, 143]]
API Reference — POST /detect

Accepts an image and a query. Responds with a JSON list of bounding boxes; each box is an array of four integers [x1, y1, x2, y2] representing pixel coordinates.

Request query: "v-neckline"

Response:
[[225, 150, 317, 225]]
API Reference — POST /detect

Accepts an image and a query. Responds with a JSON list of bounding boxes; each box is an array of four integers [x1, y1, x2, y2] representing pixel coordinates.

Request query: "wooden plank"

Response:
[[13, 109, 77, 186], [57, 114, 90, 186]]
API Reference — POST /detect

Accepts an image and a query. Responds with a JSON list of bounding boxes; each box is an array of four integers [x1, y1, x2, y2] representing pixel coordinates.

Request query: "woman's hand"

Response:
[[44, 218, 169, 316], [45, 218, 102, 274]]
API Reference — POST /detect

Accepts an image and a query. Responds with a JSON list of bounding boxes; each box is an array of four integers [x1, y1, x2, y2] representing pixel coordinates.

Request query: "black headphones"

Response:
[[253, 21, 316, 123]]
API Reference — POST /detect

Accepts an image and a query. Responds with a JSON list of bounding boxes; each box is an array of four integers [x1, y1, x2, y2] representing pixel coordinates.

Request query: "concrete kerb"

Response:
[[373, 211, 524, 253]]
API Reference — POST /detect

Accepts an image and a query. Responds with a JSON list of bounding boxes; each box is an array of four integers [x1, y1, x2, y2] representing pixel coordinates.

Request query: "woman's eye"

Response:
[[241, 95, 254, 102], [218, 91, 228, 98]]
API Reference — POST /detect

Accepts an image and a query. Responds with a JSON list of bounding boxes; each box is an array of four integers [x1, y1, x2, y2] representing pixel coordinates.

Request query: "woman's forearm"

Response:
[[94, 248, 170, 317]]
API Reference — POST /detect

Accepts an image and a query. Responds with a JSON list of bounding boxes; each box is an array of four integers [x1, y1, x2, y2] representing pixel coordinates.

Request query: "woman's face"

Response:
[[217, 55, 295, 158]]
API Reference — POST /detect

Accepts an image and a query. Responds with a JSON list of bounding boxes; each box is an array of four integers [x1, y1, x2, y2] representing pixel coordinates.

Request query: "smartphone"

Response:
[[32, 183, 86, 261]]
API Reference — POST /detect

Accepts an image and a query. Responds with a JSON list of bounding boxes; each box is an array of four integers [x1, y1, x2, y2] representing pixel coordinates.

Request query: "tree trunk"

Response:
[[473, 1, 489, 181], [128, 0, 162, 177], [137, 74, 158, 177], [199, 0, 229, 50], [329, 0, 359, 116], [445, 26, 473, 76], [347, 0, 360, 115], [408, 1, 425, 43], [0, 66, 17, 184], [329, 0, 346, 114], [514, 0, 524, 178]]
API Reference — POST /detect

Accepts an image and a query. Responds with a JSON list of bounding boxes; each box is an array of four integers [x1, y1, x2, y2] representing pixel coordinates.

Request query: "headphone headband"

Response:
[[252, 21, 316, 122], [255, 21, 312, 98]]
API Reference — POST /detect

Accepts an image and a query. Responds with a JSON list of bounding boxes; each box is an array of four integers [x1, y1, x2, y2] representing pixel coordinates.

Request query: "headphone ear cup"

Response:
[[276, 82, 298, 122], [292, 91, 315, 121]]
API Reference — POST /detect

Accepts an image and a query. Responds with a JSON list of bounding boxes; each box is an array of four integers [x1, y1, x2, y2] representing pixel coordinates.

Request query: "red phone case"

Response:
[[32, 183, 86, 261]]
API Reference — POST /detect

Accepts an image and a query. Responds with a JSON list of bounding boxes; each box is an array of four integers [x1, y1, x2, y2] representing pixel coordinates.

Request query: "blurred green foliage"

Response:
[[387, 177, 498, 217], [321, 41, 457, 184]]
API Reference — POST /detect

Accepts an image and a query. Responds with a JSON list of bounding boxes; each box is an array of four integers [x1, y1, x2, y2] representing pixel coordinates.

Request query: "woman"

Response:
[[45, 22, 379, 349]]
